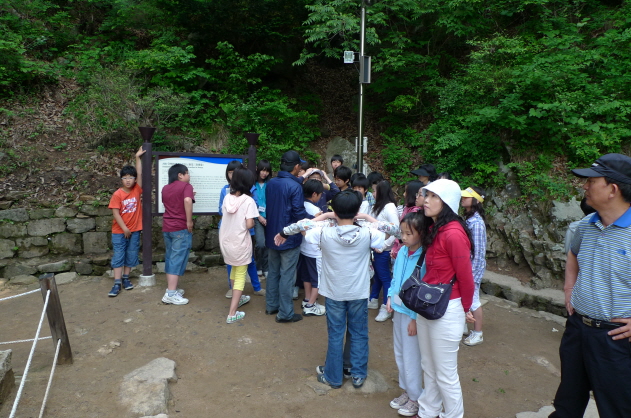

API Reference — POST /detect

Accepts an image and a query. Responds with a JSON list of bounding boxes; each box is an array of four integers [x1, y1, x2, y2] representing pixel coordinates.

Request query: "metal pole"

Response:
[[357, 1, 366, 173]]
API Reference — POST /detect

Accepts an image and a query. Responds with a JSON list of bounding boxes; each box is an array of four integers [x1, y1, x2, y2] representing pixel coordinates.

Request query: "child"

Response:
[[351, 174, 372, 214], [391, 180, 424, 260], [161, 163, 195, 305], [387, 212, 425, 417], [277, 191, 389, 389], [461, 186, 488, 346], [367, 171, 384, 206], [368, 180, 400, 322], [298, 161, 310, 179], [310, 169, 340, 212], [254, 160, 272, 277], [334, 165, 352, 192], [219, 168, 259, 323], [219, 161, 264, 298], [108, 146, 146, 297], [330, 154, 343, 178], [298, 179, 326, 316], [416, 179, 475, 417]]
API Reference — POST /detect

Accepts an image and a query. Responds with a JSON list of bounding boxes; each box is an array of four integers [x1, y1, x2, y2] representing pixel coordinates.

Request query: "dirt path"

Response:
[[1, 267, 563, 418]]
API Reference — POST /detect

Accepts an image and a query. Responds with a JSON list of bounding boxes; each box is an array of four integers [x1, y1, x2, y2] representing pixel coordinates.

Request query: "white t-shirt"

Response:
[[219, 194, 259, 266], [358, 199, 371, 215], [370, 202, 400, 250], [301, 201, 322, 257], [305, 225, 385, 301]]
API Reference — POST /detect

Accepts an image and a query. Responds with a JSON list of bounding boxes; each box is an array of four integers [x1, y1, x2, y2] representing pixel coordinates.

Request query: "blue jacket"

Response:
[[388, 246, 425, 320], [265, 171, 311, 250]]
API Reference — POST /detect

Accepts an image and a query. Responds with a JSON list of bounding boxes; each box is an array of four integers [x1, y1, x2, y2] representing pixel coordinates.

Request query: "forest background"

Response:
[[1, 0, 630, 203]]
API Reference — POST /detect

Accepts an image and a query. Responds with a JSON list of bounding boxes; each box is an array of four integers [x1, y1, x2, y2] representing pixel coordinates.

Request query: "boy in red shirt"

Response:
[[161, 163, 195, 305], [108, 146, 146, 297]]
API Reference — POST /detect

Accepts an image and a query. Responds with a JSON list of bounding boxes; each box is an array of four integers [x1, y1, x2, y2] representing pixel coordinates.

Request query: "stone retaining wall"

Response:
[[0, 205, 222, 282]]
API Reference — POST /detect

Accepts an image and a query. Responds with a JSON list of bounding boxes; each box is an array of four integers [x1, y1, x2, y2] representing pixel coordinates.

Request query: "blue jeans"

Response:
[[163, 230, 192, 276], [370, 250, 392, 305], [324, 298, 369, 386], [226, 256, 261, 291], [266, 246, 301, 320], [111, 231, 140, 268], [254, 219, 268, 273]]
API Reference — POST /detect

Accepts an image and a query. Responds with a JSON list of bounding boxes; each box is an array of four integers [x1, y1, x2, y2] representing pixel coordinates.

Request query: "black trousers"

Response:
[[549, 313, 631, 418]]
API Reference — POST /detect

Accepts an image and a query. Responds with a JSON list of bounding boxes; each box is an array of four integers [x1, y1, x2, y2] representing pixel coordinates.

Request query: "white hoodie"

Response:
[[219, 193, 259, 266]]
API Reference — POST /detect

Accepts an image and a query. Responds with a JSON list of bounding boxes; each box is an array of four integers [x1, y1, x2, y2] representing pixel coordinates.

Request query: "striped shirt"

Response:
[[570, 208, 631, 321], [466, 212, 487, 283]]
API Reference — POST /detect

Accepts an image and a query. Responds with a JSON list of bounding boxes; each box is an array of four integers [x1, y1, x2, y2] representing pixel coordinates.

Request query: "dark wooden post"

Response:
[[140, 140, 153, 276], [138, 128, 155, 278], [245, 133, 259, 175], [39, 274, 73, 365]]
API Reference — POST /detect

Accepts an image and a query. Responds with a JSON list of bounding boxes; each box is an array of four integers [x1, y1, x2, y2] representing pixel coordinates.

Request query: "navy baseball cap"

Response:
[[572, 153, 631, 185], [281, 150, 306, 165]]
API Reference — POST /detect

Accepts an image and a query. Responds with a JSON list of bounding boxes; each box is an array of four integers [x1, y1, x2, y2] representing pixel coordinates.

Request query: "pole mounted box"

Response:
[[360, 55, 371, 83]]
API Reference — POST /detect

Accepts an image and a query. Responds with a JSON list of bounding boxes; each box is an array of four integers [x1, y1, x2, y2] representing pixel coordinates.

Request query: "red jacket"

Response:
[[423, 221, 475, 311]]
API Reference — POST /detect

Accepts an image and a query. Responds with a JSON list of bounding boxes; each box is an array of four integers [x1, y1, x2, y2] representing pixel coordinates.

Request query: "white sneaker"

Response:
[[303, 303, 326, 316], [375, 304, 392, 322], [225, 288, 232, 298], [166, 288, 185, 296], [162, 292, 189, 305], [464, 331, 483, 346], [293, 286, 299, 300], [390, 391, 409, 409], [397, 400, 419, 416], [257, 270, 263, 276], [367, 298, 379, 309], [238, 295, 250, 307]]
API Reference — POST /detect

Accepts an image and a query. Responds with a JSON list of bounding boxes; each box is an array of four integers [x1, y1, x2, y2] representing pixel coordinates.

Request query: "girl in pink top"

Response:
[[219, 168, 259, 324]]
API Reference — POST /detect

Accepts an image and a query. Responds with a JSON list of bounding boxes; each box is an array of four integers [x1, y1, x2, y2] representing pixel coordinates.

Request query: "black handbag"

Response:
[[399, 249, 457, 320]]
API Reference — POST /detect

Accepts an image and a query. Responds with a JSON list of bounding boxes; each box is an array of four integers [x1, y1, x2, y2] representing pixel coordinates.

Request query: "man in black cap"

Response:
[[549, 153, 631, 418], [264, 150, 312, 323], [410, 163, 437, 185]]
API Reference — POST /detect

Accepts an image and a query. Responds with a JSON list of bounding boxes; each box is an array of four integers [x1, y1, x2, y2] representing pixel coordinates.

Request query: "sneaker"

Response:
[[238, 295, 250, 307], [122, 278, 134, 290], [166, 288, 185, 296], [316, 373, 341, 389], [390, 392, 410, 409], [315, 365, 351, 378], [227, 311, 245, 324], [397, 400, 419, 416], [292, 286, 299, 300], [301, 299, 310, 308], [162, 292, 189, 305], [464, 331, 484, 346], [225, 288, 233, 298], [352, 376, 366, 388], [303, 303, 326, 316], [257, 270, 263, 276], [367, 298, 379, 309], [375, 304, 392, 322], [275, 314, 303, 323], [253, 289, 266, 296], [108, 283, 121, 297]]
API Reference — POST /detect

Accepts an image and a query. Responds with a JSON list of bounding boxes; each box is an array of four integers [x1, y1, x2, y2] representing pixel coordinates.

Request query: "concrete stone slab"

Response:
[[119, 357, 177, 417]]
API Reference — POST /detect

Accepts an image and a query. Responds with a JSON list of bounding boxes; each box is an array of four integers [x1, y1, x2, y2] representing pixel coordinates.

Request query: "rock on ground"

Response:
[[0, 349, 15, 405], [119, 357, 177, 417]]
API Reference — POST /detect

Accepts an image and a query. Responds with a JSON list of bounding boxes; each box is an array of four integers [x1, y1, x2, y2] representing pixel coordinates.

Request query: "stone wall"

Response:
[[0, 205, 222, 282], [484, 165, 584, 289]]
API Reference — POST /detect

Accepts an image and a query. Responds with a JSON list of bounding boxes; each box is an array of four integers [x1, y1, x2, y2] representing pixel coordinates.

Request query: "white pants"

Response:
[[416, 299, 465, 418], [393, 311, 424, 400]]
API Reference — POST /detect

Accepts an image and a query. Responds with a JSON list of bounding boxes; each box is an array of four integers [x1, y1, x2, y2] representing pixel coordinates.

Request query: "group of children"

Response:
[[106, 148, 489, 417]]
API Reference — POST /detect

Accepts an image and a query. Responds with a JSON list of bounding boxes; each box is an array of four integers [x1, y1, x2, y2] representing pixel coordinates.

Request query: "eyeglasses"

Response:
[[121, 176, 136, 180]]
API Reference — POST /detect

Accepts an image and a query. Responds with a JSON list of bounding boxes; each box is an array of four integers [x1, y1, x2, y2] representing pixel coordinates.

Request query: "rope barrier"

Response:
[[8, 289, 51, 418], [0, 289, 40, 302], [38, 339, 61, 418], [0, 336, 52, 346]]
